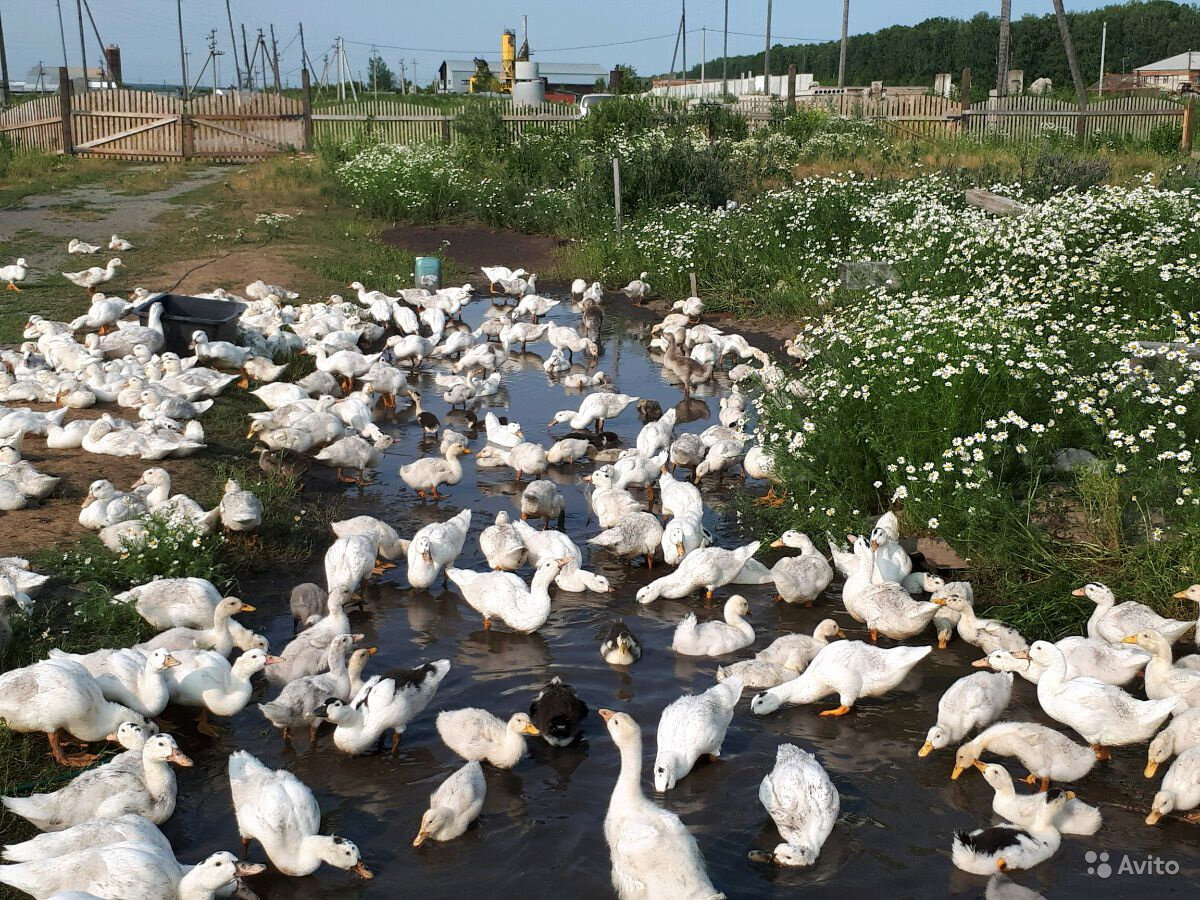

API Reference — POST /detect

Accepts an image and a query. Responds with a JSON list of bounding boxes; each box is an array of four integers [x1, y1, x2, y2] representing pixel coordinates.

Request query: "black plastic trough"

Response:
[[132, 293, 246, 356]]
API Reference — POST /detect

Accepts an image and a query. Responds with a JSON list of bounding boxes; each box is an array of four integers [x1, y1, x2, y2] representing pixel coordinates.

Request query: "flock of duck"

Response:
[[0, 255, 1197, 899]]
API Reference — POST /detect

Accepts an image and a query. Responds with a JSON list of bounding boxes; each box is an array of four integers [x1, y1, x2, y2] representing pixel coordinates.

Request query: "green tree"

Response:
[[368, 53, 395, 92]]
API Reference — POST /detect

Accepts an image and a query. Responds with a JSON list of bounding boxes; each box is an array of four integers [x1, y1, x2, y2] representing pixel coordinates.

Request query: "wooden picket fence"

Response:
[[962, 94, 1185, 142], [311, 98, 579, 147]]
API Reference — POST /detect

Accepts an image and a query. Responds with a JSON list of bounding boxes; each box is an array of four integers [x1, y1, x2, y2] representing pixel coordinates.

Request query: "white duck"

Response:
[[1, 812, 169, 863], [1123, 630, 1200, 709], [319, 662, 451, 756], [599, 708, 722, 899], [55, 647, 180, 719], [1, 258, 28, 291], [268, 588, 354, 685], [671, 595, 755, 656], [412, 761, 486, 846], [951, 789, 1069, 874], [975, 762, 1102, 835], [1078, 582, 1193, 645], [138, 596, 254, 658], [621, 272, 651, 304], [228, 750, 373, 877], [932, 592, 1027, 654], [484, 411, 524, 448], [549, 393, 639, 433], [324, 535, 377, 596], [756, 619, 845, 670], [751, 641, 931, 718], [165, 648, 278, 736], [661, 512, 711, 566], [653, 678, 741, 791], [406, 509, 472, 590], [436, 709, 539, 769], [70, 296, 130, 335], [479, 511, 528, 571], [1147, 746, 1200, 824], [951, 721, 1096, 791], [447, 557, 567, 633], [1030, 640, 1178, 759], [1146, 707, 1200, 778], [110, 234, 135, 251], [1, 734, 191, 831], [63, 258, 122, 293], [589, 512, 665, 570], [399, 443, 472, 499], [520, 478, 566, 527], [78, 479, 147, 530], [0, 658, 147, 765], [918, 671, 1014, 757], [769, 531, 834, 606], [218, 479, 262, 533], [750, 744, 840, 867], [512, 518, 610, 593], [583, 468, 642, 529], [637, 541, 761, 604]]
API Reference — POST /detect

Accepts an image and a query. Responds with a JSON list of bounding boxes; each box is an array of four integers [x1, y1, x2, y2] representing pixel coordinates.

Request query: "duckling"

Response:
[[951, 789, 1070, 874], [407, 390, 439, 435], [621, 272, 651, 305], [588, 511, 664, 570], [748, 743, 839, 868], [600, 621, 641, 666], [519, 479, 564, 529], [975, 762, 1102, 835], [289, 583, 328, 632], [546, 437, 596, 465], [919, 672, 1014, 757], [1146, 746, 1200, 824], [653, 678, 741, 791], [436, 709, 540, 769], [636, 398, 662, 422], [671, 595, 755, 657], [413, 760, 486, 847], [1145, 708, 1200, 777], [528, 676, 588, 747]]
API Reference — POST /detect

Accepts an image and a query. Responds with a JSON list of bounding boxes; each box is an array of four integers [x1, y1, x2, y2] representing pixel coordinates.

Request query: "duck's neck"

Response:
[[140, 755, 176, 802], [144, 480, 170, 506], [1039, 649, 1068, 687], [178, 869, 228, 900], [726, 609, 753, 639], [613, 730, 645, 804], [88, 702, 138, 741], [531, 566, 558, 604]]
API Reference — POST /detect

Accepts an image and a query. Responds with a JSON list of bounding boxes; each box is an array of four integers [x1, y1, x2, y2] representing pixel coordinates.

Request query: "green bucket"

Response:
[[414, 256, 441, 291]]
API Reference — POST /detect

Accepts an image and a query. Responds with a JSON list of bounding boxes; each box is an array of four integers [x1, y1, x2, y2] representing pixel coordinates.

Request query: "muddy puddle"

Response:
[[157, 296, 1199, 898]]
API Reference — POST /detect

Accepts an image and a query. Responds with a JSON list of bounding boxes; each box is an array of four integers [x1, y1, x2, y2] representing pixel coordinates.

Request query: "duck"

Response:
[[621, 272, 651, 305], [112, 579, 255, 650], [268, 588, 356, 684], [1, 258, 28, 291], [609, 449, 667, 500], [583, 468, 641, 529], [130, 468, 218, 532], [528, 676, 588, 746], [717, 656, 804, 690], [399, 443, 472, 499], [660, 333, 712, 397], [599, 708, 723, 899], [218, 479, 262, 533], [413, 760, 487, 847], [52, 647, 180, 719], [308, 346, 382, 393], [256, 633, 361, 742], [1146, 707, 1200, 777], [406, 509, 472, 590], [918, 672, 1014, 757], [841, 540, 939, 640], [519, 478, 565, 528], [549, 393, 639, 434], [769, 531, 834, 606], [974, 762, 1102, 835], [867, 512, 912, 582], [718, 393, 744, 428], [975, 636, 1148, 686], [504, 441, 549, 481], [951, 721, 1097, 790], [600, 621, 641, 666], [652, 678, 741, 792], [751, 641, 931, 718], [668, 432, 706, 475], [92, 302, 163, 356], [637, 541, 761, 605], [481, 266, 525, 294], [658, 468, 703, 520], [484, 411, 523, 447], [749, 744, 839, 867], [671, 595, 755, 656], [511, 518, 610, 593], [189, 331, 253, 370], [165, 648, 278, 737], [588, 512, 664, 570], [951, 789, 1069, 874], [479, 511, 528, 571], [1030, 640, 1179, 759], [547, 437, 598, 465], [694, 439, 743, 482], [228, 750, 373, 877], [1078, 582, 1193, 645], [514, 293, 559, 322], [932, 591, 1027, 653], [138, 597, 254, 658], [63, 258, 122, 293], [315, 432, 394, 484], [1146, 746, 1200, 824], [0, 658, 147, 766], [331, 515, 406, 569], [70, 296, 131, 335], [110, 234, 135, 251], [436, 709, 540, 769], [447, 557, 567, 633], [317, 661, 451, 755], [405, 389, 440, 434], [661, 512, 711, 566], [756, 619, 845, 670], [1123, 630, 1200, 709], [1, 733, 191, 831], [0, 844, 261, 900], [1, 812, 170, 863], [138, 389, 213, 421], [561, 370, 610, 391], [78, 479, 148, 530]]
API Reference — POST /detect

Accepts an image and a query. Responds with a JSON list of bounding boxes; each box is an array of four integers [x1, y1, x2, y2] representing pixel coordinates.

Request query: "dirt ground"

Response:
[[381, 223, 569, 278]]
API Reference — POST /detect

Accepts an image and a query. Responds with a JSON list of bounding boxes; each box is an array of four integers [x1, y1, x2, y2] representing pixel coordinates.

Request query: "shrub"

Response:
[[1146, 121, 1183, 157], [1026, 149, 1111, 199], [453, 102, 510, 157]]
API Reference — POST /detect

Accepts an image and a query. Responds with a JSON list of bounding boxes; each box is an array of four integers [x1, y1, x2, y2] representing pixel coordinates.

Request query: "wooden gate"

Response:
[[189, 92, 305, 160], [72, 90, 182, 160]]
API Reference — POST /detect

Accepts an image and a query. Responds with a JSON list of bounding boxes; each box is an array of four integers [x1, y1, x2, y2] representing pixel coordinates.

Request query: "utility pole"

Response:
[[75, 0, 88, 91], [701, 28, 705, 89], [1098, 20, 1107, 96], [55, 0, 70, 72], [763, 0, 772, 94], [81, 1, 108, 81], [256, 30, 268, 92], [0, 6, 10, 107], [225, 0, 241, 89], [1051, 0, 1088, 140], [269, 23, 281, 92], [996, 0, 1011, 98], [411, 58, 417, 90], [299, 22, 309, 89], [681, 0, 687, 80], [176, 0, 188, 99], [398, 58, 407, 95], [241, 23, 252, 91], [838, 0, 850, 88], [721, 0, 728, 96], [371, 44, 377, 97]]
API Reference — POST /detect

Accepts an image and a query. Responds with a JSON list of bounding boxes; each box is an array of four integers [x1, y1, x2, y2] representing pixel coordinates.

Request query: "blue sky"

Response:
[[5, 0, 1121, 87]]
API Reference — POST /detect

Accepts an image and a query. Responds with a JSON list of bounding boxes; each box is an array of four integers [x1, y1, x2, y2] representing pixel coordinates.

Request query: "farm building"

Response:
[[1134, 50, 1200, 91], [438, 59, 608, 96]]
